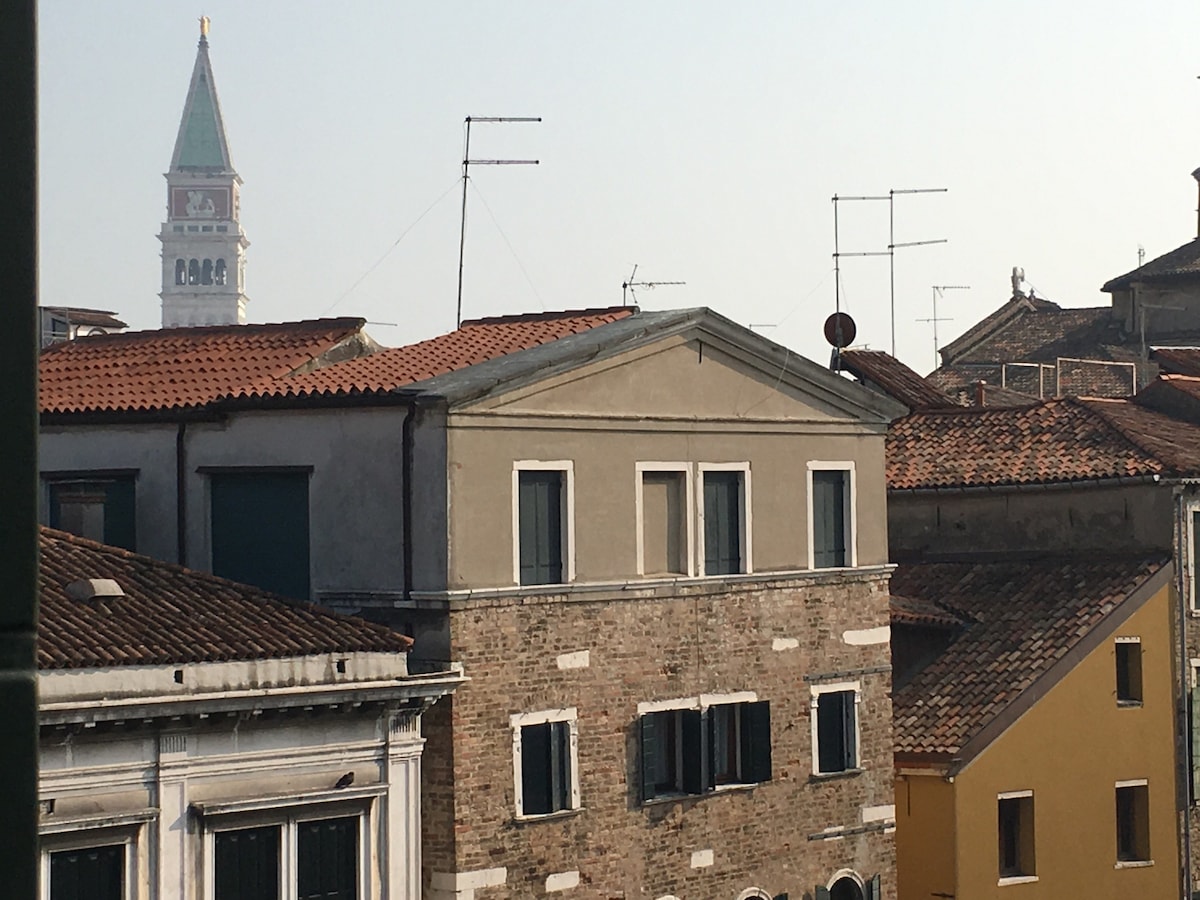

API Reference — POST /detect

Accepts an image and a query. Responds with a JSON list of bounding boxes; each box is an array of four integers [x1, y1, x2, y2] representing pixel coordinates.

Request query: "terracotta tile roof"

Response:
[[40, 318, 370, 415], [39, 308, 636, 415], [892, 555, 1167, 757], [1103, 237, 1200, 292], [38, 527, 411, 670], [889, 593, 966, 628], [274, 307, 636, 397], [837, 350, 957, 411], [887, 396, 1200, 489], [1151, 347, 1200, 377], [940, 295, 1061, 363], [967, 381, 1041, 408]]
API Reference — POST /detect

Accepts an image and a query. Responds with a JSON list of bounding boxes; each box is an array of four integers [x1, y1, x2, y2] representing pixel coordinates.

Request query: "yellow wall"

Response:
[[947, 584, 1178, 899], [895, 773, 956, 900]]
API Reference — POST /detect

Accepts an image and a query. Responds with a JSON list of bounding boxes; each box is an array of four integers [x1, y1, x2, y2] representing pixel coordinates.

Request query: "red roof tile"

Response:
[[1151, 347, 1200, 377], [38, 527, 411, 669], [887, 397, 1200, 489], [892, 555, 1167, 757], [837, 350, 957, 411]]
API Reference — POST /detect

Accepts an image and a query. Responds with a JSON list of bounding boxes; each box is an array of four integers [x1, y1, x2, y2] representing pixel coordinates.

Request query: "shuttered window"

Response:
[[1116, 784, 1150, 862], [1193, 511, 1200, 608], [639, 700, 770, 802], [298, 817, 358, 900], [815, 690, 857, 773], [703, 471, 743, 575], [215, 826, 279, 900], [812, 469, 848, 568], [49, 844, 124, 900], [48, 477, 136, 551], [1191, 686, 1200, 802], [518, 471, 564, 585], [210, 471, 310, 600], [520, 720, 572, 815]]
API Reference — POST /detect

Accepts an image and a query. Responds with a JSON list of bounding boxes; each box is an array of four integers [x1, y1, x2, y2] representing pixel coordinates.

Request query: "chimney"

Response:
[[1011, 267, 1025, 299], [1193, 168, 1200, 238]]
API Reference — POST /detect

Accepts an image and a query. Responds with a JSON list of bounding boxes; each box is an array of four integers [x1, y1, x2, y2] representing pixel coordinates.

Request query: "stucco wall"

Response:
[[894, 775, 955, 900]]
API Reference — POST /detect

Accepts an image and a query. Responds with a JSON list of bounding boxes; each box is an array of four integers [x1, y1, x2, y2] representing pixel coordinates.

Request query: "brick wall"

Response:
[[418, 569, 896, 899]]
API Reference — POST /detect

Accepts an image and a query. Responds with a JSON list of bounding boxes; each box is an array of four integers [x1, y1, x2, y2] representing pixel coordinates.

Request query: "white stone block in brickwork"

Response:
[[862, 803, 895, 823], [430, 867, 507, 892], [690, 849, 714, 868], [556, 650, 590, 670], [546, 870, 580, 891], [842, 625, 890, 645], [772, 637, 799, 651]]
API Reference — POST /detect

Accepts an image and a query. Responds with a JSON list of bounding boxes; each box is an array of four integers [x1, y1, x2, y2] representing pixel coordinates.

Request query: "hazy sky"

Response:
[[38, 1, 1200, 374]]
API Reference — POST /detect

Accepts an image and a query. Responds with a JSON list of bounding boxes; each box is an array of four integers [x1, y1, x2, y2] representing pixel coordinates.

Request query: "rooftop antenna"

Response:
[[918, 285, 969, 370], [832, 188, 947, 355], [1138, 244, 1146, 268], [456, 116, 541, 328], [621, 264, 685, 305]]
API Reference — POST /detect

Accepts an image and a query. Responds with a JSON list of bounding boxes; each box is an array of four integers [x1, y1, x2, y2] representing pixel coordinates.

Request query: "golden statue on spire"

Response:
[[199, 16, 211, 37]]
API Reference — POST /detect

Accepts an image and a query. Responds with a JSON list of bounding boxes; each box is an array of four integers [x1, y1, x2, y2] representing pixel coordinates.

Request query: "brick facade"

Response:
[[411, 569, 896, 900]]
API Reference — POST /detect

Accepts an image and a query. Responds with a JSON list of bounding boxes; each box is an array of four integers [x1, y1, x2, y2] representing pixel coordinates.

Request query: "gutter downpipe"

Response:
[[1177, 485, 1194, 900], [401, 398, 417, 600], [176, 421, 187, 566]]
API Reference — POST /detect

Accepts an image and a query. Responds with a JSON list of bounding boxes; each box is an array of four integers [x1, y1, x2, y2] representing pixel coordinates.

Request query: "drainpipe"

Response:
[[175, 421, 188, 566], [1176, 486, 1193, 899], [402, 399, 417, 599]]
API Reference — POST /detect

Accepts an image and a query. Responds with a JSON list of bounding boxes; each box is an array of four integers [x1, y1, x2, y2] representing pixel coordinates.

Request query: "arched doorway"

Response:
[[829, 875, 864, 900]]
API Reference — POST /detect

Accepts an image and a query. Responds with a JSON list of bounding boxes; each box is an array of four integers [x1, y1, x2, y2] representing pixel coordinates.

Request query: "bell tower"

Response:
[[159, 17, 249, 327]]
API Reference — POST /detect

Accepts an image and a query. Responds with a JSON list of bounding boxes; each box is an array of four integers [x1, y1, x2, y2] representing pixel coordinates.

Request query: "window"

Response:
[[49, 844, 124, 900], [46, 475, 136, 551], [639, 696, 771, 801], [998, 791, 1036, 880], [637, 464, 691, 576], [699, 464, 750, 576], [202, 258, 214, 285], [809, 462, 855, 569], [513, 462, 573, 586], [511, 708, 579, 818], [175, 258, 187, 284], [212, 815, 359, 900], [1116, 782, 1150, 863], [1116, 638, 1142, 705], [208, 469, 311, 600], [812, 685, 858, 775], [1192, 510, 1200, 609], [215, 258, 228, 284]]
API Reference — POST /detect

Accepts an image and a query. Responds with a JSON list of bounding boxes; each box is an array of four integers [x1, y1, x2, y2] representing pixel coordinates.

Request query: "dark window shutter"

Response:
[[866, 874, 881, 900], [215, 826, 280, 900], [742, 700, 772, 783], [50, 844, 124, 900], [549, 719, 569, 812], [842, 692, 857, 769], [102, 477, 137, 550], [297, 816, 358, 900], [519, 471, 563, 585], [813, 470, 847, 568], [640, 713, 660, 802], [704, 706, 717, 789], [210, 471, 310, 599], [1191, 688, 1200, 801], [681, 708, 706, 794], [815, 887, 831, 900], [703, 471, 741, 575], [521, 722, 552, 815], [817, 691, 850, 773], [1194, 512, 1200, 608]]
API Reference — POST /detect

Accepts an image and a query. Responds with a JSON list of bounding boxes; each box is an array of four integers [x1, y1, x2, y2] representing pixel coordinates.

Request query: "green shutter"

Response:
[[519, 471, 563, 585], [549, 719, 569, 812], [815, 887, 831, 900], [681, 708, 705, 794], [640, 713, 660, 802], [214, 826, 279, 900], [704, 472, 741, 575], [297, 817, 357, 900], [521, 723, 551, 815], [813, 469, 846, 568], [866, 874, 881, 900], [742, 700, 772, 783], [1191, 688, 1200, 801], [842, 691, 858, 769], [210, 471, 310, 599], [102, 477, 136, 550]]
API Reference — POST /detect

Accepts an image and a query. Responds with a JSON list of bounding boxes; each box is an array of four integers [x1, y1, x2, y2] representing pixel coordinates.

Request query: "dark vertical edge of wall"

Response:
[[0, 2, 41, 897]]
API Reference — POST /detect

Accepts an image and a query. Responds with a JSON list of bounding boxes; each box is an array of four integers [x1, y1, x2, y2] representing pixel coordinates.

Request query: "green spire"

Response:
[[169, 31, 233, 172]]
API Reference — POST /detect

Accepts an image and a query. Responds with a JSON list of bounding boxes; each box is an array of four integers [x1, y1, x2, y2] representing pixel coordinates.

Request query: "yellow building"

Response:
[[891, 556, 1178, 899]]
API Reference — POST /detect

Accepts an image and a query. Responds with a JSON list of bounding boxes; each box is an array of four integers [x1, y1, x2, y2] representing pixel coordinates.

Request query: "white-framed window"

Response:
[[636, 462, 694, 577], [998, 789, 1037, 883], [42, 832, 138, 900], [1115, 637, 1142, 705], [203, 807, 369, 900], [638, 692, 771, 802], [511, 707, 580, 818], [1115, 779, 1151, 864], [697, 462, 752, 576], [1189, 504, 1200, 609], [811, 681, 861, 775], [512, 461, 575, 586], [807, 461, 856, 569]]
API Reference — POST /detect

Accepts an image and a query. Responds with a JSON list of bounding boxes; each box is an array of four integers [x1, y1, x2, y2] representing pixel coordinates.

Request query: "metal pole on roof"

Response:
[[0, 0, 40, 895], [455, 116, 541, 329], [917, 285, 969, 370], [887, 187, 947, 357]]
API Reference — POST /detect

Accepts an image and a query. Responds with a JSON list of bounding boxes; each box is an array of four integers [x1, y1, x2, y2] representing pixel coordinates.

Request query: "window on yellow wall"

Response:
[[1115, 782, 1150, 863], [1115, 638, 1143, 705], [998, 792, 1036, 880]]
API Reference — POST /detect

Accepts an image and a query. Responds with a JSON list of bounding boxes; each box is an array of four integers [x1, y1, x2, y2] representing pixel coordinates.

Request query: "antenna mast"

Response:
[[456, 116, 541, 328], [918, 285, 969, 370], [621, 264, 685, 305]]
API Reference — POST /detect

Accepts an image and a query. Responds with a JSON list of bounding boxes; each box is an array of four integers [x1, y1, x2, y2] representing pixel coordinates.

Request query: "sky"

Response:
[[37, 1, 1200, 375]]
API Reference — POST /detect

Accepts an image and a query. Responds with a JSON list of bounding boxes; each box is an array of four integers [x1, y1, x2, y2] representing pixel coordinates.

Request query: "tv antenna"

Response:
[[621, 265, 685, 305], [456, 115, 541, 328], [918, 285, 969, 369], [832, 187, 947, 355]]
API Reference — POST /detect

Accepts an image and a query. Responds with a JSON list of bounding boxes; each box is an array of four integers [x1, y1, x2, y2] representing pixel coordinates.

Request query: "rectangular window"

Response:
[[1116, 783, 1150, 863], [214, 826, 279, 900], [213, 815, 359, 900], [998, 792, 1036, 878], [49, 844, 124, 900], [1116, 638, 1142, 705], [810, 464, 854, 569], [511, 708, 579, 818], [814, 689, 858, 774], [1191, 667, 1200, 803], [297, 816, 358, 900], [640, 470, 688, 576], [699, 465, 750, 575], [1193, 511, 1200, 609], [47, 476, 136, 551], [517, 470, 565, 585], [209, 470, 311, 600], [639, 700, 771, 802]]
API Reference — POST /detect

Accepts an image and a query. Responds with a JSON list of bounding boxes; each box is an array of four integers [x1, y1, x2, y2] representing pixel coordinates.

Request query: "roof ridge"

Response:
[[1069, 397, 1171, 470], [460, 306, 636, 327]]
